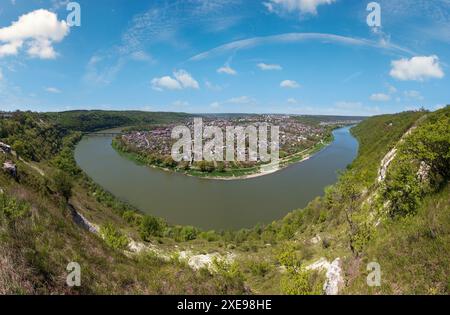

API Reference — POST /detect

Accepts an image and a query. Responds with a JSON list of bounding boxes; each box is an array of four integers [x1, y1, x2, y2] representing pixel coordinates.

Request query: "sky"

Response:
[[0, 0, 449, 116]]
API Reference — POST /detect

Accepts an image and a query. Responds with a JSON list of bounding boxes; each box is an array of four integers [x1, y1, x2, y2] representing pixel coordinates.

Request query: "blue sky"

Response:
[[0, 0, 449, 115]]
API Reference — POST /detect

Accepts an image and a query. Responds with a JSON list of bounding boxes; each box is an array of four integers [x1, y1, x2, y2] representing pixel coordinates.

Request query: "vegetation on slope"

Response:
[[0, 113, 245, 294], [1, 107, 449, 295], [44, 110, 192, 132]]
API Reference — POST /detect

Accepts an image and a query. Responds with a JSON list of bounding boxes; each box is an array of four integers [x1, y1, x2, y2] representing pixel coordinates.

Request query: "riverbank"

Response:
[[75, 126, 358, 229], [111, 135, 334, 181]]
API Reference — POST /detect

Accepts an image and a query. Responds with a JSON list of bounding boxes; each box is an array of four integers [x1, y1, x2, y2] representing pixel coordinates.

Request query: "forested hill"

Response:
[[43, 110, 193, 132], [0, 107, 449, 294]]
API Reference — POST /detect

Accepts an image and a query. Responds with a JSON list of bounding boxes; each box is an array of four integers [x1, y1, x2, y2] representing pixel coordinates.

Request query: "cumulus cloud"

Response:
[[280, 80, 300, 88], [257, 63, 282, 71], [390, 55, 444, 81], [152, 76, 182, 91], [0, 9, 70, 59], [264, 0, 336, 15], [173, 69, 200, 89], [45, 87, 61, 93], [151, 70, 199, 91], [370, 93, 391, 102], [217, 65, 237, 75]]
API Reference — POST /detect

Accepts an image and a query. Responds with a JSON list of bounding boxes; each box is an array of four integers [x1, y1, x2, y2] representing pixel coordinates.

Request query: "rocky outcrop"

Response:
[[2, 161, 17, 178], [179, 251, 235, 272], [377, 121, 423, 183], [307, 257, 344, 295], [378, 148, 397, 182], [68, 204, 99, 234], [0, 141, 11, 154]]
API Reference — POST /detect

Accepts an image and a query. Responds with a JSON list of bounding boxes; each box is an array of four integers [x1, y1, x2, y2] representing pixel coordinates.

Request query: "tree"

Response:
[[163, 156, 177, 168], [336, 173, 363, 256], [53, 171, 73, 202], [401, 109, 450, 186], [277, 244, 321, 295], [198, 161, 215, 173]]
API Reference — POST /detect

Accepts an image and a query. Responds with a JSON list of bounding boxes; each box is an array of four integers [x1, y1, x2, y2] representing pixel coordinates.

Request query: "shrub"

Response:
[[277, 244, 322, 295], [52, 170, 73, 202], [0, 194, 30, 221], [249, 260, 272, 277], [139, 216, 164, 241], [199, 230, 219, 242], [198, 161, 215, 173], [180, 225, 199, 241], [280, 266, 321, 295], [100, 223, 129, 250], [384, 160, 423, 218]]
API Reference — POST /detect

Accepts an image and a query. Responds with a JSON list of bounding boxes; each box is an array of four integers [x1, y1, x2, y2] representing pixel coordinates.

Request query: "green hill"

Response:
[[0, 107, 448, 294]]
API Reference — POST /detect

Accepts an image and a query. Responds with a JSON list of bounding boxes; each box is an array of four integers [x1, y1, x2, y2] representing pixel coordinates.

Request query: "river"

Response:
[[74, 126, 358, 230]]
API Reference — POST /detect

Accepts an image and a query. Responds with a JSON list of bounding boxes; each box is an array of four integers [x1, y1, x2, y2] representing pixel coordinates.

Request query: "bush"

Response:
[[280, 266, 321, 295], [100, 223, 129, 250], [52, 170, 73, 202], [139, 216, 164, 241], [384, 160, 423, 218], [180, 225, 199, 241], [198, 161, 215, 173], [0, 194, 30, 221], [199, 230, 219, 242], [277, 244, 322, 295], [249, 260, 272, 277]]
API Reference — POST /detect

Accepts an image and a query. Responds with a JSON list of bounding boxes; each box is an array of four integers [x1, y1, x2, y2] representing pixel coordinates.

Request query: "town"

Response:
[[115, 114, 355, 175]]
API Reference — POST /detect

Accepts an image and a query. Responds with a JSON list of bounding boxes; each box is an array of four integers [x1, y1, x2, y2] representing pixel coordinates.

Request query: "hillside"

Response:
[[0, 107, 449, 294]]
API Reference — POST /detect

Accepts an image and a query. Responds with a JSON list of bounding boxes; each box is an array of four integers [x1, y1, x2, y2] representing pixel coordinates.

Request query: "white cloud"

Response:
[[280, 80, 300, 88], [264, 0, 336, 15], [257, 63, 282, 71], [190, 33, 415, 61], [404, 90, 424, 100], [390, 55, 444, 81], [0, 9, 70, 59], [151, 69, 199, 91], [370, 93, 391, 102], [152, 76, 182, 91], [217, 65, 237, 75], [45, 87, 61, 93], [173, 69, 200, 89], [0, 68, 3, 81]]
